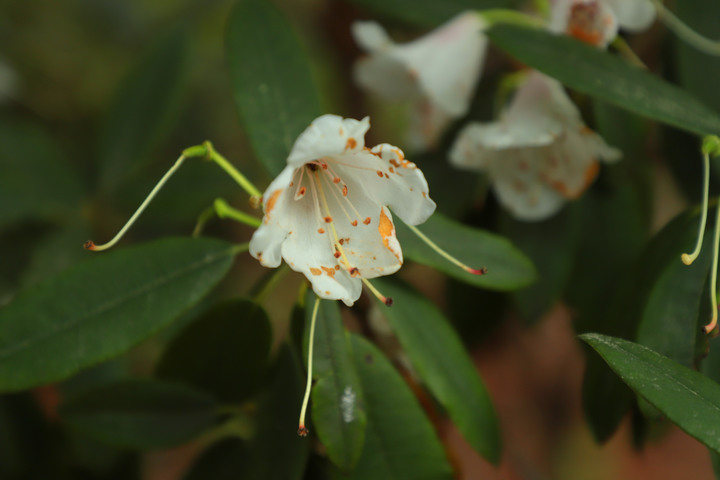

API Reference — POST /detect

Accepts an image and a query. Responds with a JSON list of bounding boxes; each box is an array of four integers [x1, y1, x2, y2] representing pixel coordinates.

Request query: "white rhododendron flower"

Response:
[[250, 114, 436, 305], [550, 0, 655, 47], [450, 72, 621, 221], [352, 12, 487, 149]]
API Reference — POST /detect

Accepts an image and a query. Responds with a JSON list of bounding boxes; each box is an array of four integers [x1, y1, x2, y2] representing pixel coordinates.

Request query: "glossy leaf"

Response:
[[346, 0, 513, 27], [337, 335, 453, 479], [303, 294, 366, 471], [226, 0, 322, 176], [59, 380, 218, 449], [487, 24, 720, 137], [372, 278, 501, 463], [396, 213, 536, 291], [582, 333, 720, 454], [582, 207, 705, 441], [0, 238, 237, 391], [98, 25, 190, 191], [240, 346, 309, 480], [0, 118, 84, 227], [155, 298, 272, 402]]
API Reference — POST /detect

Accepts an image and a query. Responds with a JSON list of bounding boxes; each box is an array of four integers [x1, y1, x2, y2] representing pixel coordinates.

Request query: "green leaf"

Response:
[[581, 333, 720, 454], [241, 346, 309, 480], [59, 380, 218, 449], [487, 24, 720, 137], [0, 118, 84, 228], [674, 0, 720, 115], [98, 25, 190, 191], [226, 0, 323, 176], [396, 213, 536, 291], [581, 207, 708, 441], [338, 335, 453, 479], [346, 0, 513, 27], [303, 294, 366, 471], [155, 299, 272, 403], [372, 278, 501, 463], [500, 205, 581, 321], [0, 237, 237, 391]]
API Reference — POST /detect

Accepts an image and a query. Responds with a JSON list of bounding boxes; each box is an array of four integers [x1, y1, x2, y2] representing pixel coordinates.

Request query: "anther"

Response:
[[362, 278, 393, 306], [324, 216, 332, 223], [298, 426, 309, 437], [406, 223, 488, 276], [83, 241, 96, 251], [363, 217, 371, 225]]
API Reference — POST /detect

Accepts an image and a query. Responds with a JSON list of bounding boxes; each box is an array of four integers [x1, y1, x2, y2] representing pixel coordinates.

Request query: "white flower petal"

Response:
[[287, 114, 370, 168], [249, 166, 296, 267], [391, 12, 487, 116], [251, 114, 435, 305], [605, 0, 655, 31], [550, 0, 619, 47], [448, 72, 621, 221], [491, 151, 568, 221], [326, 144, 436, 226]]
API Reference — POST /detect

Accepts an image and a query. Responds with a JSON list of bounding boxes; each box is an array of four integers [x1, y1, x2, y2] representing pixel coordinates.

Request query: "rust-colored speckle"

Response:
[[363, 217, 371, 225], [322, 266, 336, 278], [321, 162, 328, 170], [334, 251, 341, 258], [318, 228, 325, 234], [310, 268, 322, 276], [324, 216, 332, 223], [376, 170, 384, 177], [345, 137, 357, 150], [378, 208, 397, 258], [389, 166, 395, 173], [298, 186, 306, 196], [333, 177, 341, 184], [422, 192, 427, 198], [342, 185, 348, 197], [264, 189, 283, 223], [339, 238, 345, 245], [351, 220, 358, 227], [289, 181, 294, 187], [384, 173, 389, 179], [334, 265, 340, 270]]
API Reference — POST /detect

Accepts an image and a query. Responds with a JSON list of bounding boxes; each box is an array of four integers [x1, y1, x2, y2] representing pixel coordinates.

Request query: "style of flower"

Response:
[[249, 114, 436, 305], [449, 72, 621, 221], [352, 12, 487, 149], [549, 0, 656, 47]]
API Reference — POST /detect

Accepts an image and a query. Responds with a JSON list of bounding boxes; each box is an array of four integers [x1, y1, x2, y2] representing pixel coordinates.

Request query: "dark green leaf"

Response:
[[226, 0, 323, 176], [0, 237, 236, 391], [372, 278, 501, 463], [98, 25, 190, 190], [500, 205, 581, 321], [59, 380, 218, 449], [156, 299, 272, 402], [581, 207, 706, 441], [339, 334, 453, 479], [303, 294, 366, 471], [396, 213, 536, 291], [346, 0, 513, 27], [240, 346, 309, 480], [581, 333, 720, 454], [0, 118, 84, 227], [487, 24, 720, 137], [183, 438, 248, 480]]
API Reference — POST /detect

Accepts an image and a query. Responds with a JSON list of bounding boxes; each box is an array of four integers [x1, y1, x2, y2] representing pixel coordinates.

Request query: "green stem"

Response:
[[651, 0, 720, 56], [184, 142, 263, 199], [214, 199, 262, 228]]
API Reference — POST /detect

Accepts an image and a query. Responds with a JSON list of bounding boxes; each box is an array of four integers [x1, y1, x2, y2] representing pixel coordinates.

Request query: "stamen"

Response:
[[85, 153, 187, 251], [298, 297, 320, 436], [681, 151, 710, 265], [362, 278, 393, 306], [703, 200, 720, 335], [313, 170, 356, 273], [405, 223, 488, 275]]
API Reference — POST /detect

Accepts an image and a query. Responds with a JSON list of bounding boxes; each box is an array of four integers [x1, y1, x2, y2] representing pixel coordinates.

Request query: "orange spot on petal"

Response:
[[310, 268, 322, 276], [363, 217, 371, 225], [345, 137, 357, 150]]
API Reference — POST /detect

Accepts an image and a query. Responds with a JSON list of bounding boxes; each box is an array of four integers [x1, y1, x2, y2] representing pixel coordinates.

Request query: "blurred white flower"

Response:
[[352, 12, 487, 149], [250, 114, 436, 305], [0, 57, 19, 104], [550, 0, 655, 47], [450, 72, 621, 221]]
